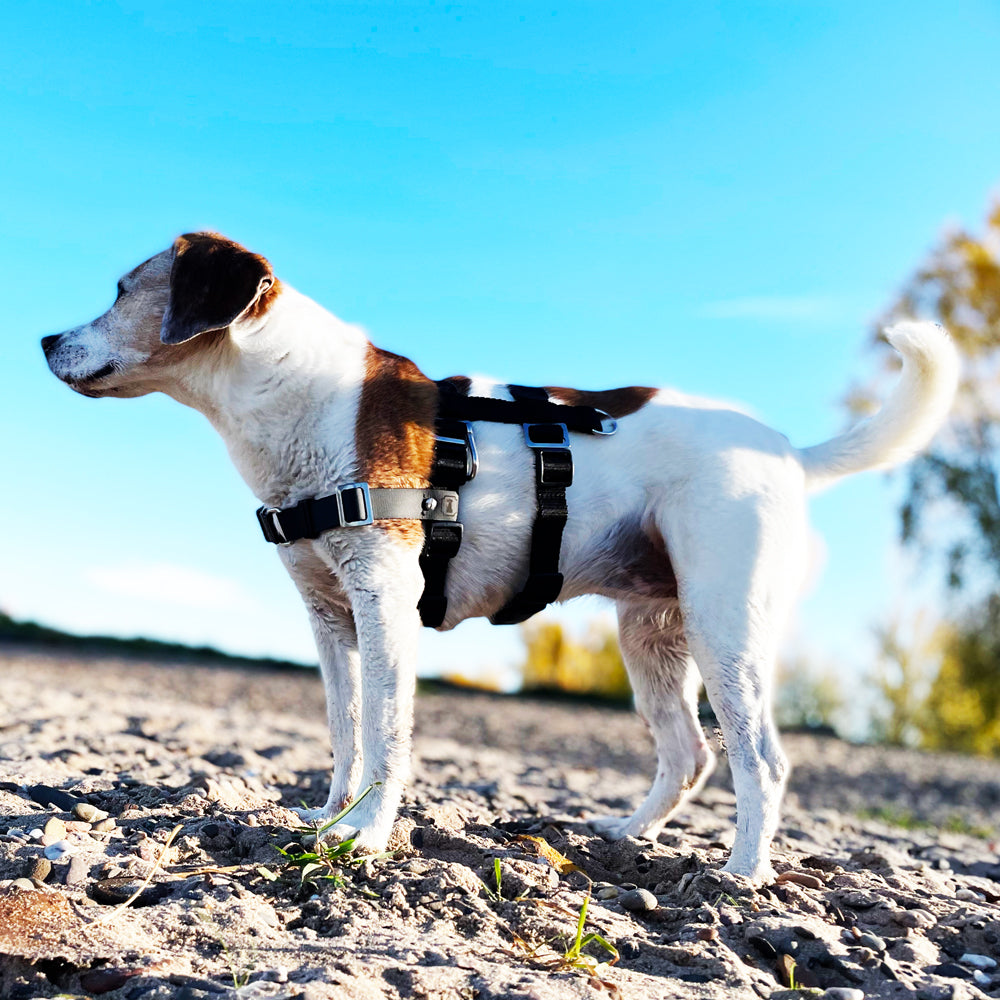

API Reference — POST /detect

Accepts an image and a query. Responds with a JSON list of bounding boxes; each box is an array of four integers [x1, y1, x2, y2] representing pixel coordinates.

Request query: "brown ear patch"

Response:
[[161, 232, 281, 345], [545, 385, 657, 418], [356, 345, 439, 544]]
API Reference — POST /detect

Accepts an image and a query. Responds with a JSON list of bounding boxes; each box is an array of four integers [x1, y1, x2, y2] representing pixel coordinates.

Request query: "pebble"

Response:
[[25, 784, 80, 811], [973, 970, 992, 986], [931, 962, 973, 980], [11, 878, 36, 891], [821, 990, 864, 1000], [2, 827, 27, 842], [92, 876, 172, 907], [856, 932, 886, 953], [30, 858, 52, 882], [775, 870, 825, 889], [79, 968, 134, 994], [74, 802, 108, 823], [43, 839, 73, 861], [892, 908, 935, 929], [43, 817, 68, 841], [28, 828, 44, 840], [93, 818, 117, 833], [596, 886, 619, 900], [696, 926, 718, 942], [66, 855, 90, 886], [960, 953, 997, 969], [619, 887, 657, 912], [955, 888, 984, 902]]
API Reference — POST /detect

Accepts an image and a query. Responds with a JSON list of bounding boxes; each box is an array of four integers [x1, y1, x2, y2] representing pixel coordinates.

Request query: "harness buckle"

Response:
[[337, 483, 373, 526], [435, 421, 478, 481], [523, 422, 569, 449], [256, 506, 290, 545], [593, 410, 618, 435]]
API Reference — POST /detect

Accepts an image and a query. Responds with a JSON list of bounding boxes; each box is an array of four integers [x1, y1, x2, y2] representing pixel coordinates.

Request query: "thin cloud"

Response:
[[698, 295, 838, 321], [86, 563, 252, 611]]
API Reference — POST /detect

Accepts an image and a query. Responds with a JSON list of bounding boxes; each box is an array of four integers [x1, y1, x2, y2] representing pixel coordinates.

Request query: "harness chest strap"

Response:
[[254, 383, 616, 626]]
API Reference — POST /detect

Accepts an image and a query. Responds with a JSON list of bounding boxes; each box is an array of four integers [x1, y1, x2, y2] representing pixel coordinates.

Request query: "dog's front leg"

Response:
[[317, 540, 424, 853]]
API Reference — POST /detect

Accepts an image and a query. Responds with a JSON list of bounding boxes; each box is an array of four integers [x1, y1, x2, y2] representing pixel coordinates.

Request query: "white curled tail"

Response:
[[799, 321, 960, 492]]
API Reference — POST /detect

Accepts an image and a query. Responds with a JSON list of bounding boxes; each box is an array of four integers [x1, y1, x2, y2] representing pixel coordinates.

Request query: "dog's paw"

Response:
[[721, 856, 776, 887], [589, 814, 653, 841]]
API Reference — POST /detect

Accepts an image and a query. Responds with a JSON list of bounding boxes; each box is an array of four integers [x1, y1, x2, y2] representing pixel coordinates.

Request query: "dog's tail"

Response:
[[798, 321, 960, 492]]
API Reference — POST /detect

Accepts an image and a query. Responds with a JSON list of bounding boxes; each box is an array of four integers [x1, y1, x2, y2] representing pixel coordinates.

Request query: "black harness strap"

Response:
[[257, 378, 615, 631], [418, 379, 477, 628], [489, 385, 573, 626]]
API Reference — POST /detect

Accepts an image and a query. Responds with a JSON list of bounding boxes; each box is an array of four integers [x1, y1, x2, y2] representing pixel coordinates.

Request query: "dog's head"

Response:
[[42, 232, 279, 398]]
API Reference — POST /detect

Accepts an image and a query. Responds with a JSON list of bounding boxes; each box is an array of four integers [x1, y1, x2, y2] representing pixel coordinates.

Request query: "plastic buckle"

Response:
[[256, 506, 289, 544], [426, 521, 464, 559], [338, 483, 373, 526], [523, 423, 569, 448], [538, 450, 573, 486]]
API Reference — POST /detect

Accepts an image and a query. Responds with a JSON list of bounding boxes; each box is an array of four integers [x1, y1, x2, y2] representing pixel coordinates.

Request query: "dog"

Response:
[[42, 232, 959, 882]]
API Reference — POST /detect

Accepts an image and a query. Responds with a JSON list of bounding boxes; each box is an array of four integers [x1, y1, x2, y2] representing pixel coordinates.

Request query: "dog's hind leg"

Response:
[[663, 490, 807, 883], [590, 600, 715, 841]]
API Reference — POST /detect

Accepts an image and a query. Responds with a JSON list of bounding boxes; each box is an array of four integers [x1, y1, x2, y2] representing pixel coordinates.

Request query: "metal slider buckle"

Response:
[[435, 421, 479, 481], [593, 410, 618, 435], [337, 482, 373, 526], [523, 422, 570, 449]]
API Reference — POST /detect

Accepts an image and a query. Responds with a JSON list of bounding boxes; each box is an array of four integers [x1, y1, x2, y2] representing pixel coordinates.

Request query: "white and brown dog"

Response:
[[43, 232, 958, 882]]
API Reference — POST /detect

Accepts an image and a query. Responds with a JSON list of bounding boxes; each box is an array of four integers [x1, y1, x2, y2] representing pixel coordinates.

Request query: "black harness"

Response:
[[256, 382, 617, 627]]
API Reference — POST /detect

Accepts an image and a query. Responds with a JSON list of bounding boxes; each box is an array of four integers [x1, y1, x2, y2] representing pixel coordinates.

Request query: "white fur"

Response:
[[43, 244, 959, 883]]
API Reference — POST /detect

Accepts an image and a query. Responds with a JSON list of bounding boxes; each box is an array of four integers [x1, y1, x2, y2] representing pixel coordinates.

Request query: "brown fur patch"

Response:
[[545, 384, 657, 418], [356, 345, 439, 544], [439, 374, 472, 395]]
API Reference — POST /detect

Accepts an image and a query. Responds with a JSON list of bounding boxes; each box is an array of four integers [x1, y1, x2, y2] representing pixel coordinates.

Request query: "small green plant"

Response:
[[275, 785, 384, 889], [561, 892, 619, 970], [194, 908, 258, 989], [481, 858, 505, 901]]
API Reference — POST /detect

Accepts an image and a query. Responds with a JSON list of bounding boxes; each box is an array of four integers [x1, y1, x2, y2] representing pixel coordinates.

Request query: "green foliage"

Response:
[[774, 655, 844, 732], [867, 618, 937, 747], [856, 201, 1000, 590], [519, 620, 631, 701], [921, 596, 1000, 756], [856, 199, 1000, 758]]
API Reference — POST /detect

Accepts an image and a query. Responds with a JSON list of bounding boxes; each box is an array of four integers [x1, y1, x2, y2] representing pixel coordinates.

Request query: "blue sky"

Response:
[[3, 1, 999, 687]]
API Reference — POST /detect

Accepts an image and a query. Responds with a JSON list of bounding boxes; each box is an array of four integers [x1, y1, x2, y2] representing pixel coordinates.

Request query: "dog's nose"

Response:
[[41, 334, 61, 356]]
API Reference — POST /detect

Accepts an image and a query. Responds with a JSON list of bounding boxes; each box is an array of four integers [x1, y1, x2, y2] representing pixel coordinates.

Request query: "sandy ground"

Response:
[[1, 649, 999, 1000]]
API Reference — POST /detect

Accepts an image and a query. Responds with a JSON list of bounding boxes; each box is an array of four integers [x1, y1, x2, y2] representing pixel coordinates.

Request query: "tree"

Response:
[[857, 199, 1000, 756], [855, 202, 1000, 590]]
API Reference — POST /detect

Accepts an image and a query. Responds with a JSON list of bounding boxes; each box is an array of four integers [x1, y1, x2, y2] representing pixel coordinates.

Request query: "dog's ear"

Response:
[[160, 232, 276, 345]]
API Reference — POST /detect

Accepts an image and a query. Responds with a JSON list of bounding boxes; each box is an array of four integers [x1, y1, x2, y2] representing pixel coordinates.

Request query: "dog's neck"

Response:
[[167, 285, 370, 506]]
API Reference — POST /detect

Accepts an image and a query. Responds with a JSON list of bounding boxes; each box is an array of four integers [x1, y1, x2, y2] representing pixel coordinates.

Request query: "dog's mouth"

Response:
[[67, 361, 121, 396]]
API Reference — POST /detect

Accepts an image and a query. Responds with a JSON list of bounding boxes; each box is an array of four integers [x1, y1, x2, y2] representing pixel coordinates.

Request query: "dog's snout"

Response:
[[41, 333, 62, 356]]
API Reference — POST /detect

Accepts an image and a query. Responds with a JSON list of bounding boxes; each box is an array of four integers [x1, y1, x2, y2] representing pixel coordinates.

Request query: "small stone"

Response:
[[696, 926, 718, 942], [43, 839, 73, 861], [29, 858, 52, 882], [821, 990, 864, 1000], [775, 870, 825, 889], [749, 935, 778, 959], [43, 817, 67, 841], [955, 888, 983, 902], [856, 932, 886, 953], [2, 827, 27, 842], [931, 962, 973, 980], [960, 953, 997, 969], [776, 952, 797, 987], [79, 968, 135, 994], [91, 876, 172, 907], [973, 970, 991, 985], [66, 855, 90, 886], [892, 908, 935, 929], [93, 818, 116, 833], [596, 886, 619, 900], [11, 878, 36, 891], [619, 888, 657, 912], [25, 784, 81, 811], [73, 803, 108, 823], [28, 828, 43, 840]]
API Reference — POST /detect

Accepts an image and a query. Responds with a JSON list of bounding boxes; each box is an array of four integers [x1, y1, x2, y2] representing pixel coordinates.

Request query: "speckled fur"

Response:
[[42, 233, 960, 881]]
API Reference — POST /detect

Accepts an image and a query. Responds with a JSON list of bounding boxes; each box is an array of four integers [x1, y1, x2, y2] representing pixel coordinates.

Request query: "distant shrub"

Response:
[[520, 620, 632, 702]]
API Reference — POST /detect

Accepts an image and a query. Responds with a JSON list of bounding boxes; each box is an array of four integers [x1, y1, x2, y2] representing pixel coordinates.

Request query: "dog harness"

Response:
[[256, 381, 617, 627]]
